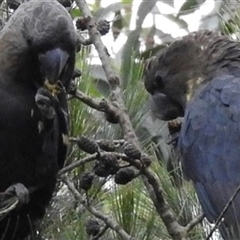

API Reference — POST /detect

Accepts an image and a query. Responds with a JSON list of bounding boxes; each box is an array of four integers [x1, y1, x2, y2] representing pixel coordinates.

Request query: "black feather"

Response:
[[0, 0, 77, 239]]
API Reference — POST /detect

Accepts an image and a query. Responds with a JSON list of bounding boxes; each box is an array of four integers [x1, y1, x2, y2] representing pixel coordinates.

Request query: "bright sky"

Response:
[[87, 0, 219, 65]]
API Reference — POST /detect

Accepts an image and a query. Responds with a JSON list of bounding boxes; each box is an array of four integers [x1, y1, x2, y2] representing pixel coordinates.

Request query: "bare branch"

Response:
[[61, 175, 137, 240], [58, 151, 130, 176], [140, 168, 186, 238], [185, 213, 205, 233], [70, 137, 124, 144], [73, 89, 103, 111], [72, 90, 120, 123], [58, 153, 98, 175]]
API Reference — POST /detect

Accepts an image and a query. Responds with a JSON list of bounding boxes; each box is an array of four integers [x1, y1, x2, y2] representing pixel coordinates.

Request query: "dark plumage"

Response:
[[144, 30, 240, 239], [0, 0, 77, 239]]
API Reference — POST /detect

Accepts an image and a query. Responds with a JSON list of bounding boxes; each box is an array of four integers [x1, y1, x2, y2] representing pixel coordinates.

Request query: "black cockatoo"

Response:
[[0, 0, 77, 239], [144, 30, 240, 239]]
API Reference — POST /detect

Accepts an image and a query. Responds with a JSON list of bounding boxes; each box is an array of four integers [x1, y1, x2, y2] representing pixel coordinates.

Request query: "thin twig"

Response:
[[185, 213, 205, 233], [206, 184, 240, 240], [70, 137, 125, 146], [89, 178, 109, 204], [61, 175, 136, 240], [73, 90, 119, 120], [58, 153, 98, 175], [58, 152, 130, 176]]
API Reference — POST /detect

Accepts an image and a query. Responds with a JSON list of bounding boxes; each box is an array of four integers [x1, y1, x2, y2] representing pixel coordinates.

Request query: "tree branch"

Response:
[[185, 213, 205, 233], [58, 151, 130, 176], [58, 153, 98, 175], [61, 175, 136, 240], [74, 1, 189, 239], [73, 89, 103, 111]]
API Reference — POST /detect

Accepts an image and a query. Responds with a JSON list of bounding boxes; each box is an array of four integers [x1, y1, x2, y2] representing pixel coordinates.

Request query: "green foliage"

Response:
[[70, 8, 82, 18], [109, 183, 162, 240], [123, 56, 146, 116], [221, 9, 240, 37], [178, 0, 198, 15], [70, 47, 102, 137], [148, 146, 209, 240], [42, 208, 89, 240], [121, 0, 133, 4]]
